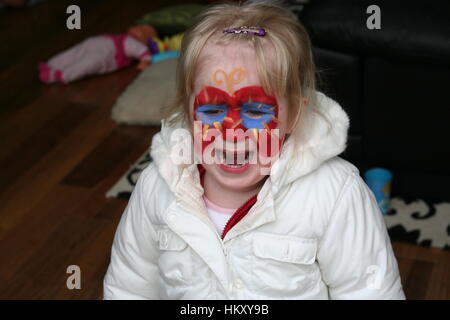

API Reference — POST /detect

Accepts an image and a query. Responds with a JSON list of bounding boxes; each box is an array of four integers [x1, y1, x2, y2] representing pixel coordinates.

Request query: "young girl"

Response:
[[103, 1, 405, 300]]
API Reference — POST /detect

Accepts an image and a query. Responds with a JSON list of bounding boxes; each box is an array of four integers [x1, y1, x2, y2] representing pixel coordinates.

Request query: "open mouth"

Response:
[[222, 150, 250, 167], [215, 149, 255, 168]]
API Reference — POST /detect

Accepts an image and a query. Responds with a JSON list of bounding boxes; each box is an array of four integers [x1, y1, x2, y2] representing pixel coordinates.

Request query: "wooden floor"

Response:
[[0, 0, 448, 300]]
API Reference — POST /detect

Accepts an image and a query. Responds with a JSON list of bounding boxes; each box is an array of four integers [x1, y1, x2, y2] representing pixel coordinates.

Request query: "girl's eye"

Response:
[[203, 109, 224, 116], [244, 110, 267, 119]]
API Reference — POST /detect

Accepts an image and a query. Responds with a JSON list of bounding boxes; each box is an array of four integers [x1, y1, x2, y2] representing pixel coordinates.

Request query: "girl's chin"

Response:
[[205, 163, 267, 192]]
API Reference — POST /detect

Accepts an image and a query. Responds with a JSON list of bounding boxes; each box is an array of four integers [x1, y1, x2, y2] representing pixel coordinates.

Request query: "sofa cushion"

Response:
[[363, 56, 450, 174], [313, 47, 362, 135], [136, 4, 206, 37], [300, 0, 450, 64]]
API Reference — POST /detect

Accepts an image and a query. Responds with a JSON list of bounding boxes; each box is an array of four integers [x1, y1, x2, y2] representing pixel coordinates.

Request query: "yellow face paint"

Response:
[[213, 121, 223, 133], [203, 124, 210, 140], [212, 68, 247, 95], [252, 128, 259, 141], [231, 118, 243, 129], [263, 121, 271, 135]]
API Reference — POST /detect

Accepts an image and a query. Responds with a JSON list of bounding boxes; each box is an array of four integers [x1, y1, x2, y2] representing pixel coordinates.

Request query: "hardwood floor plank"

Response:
[[62, 126, 154, 188], [0, 46, 142, 230], [0, 125, 156, 299], [0, 0, 101, 72], [0, 82, 91, 157], [403, 260, 434, 300], [392, 241, 450, 299], [0, 189, 129, 299], [395, 257, 413, 299], [50, 199, 127, 300], [1, 210, 110, 299], [69, 66, 140, 106], [0, 104, 116, 232], [426, 257, 449, 299], [392, 241, 444, 263], [0, 102, 94, 194], [0, 184, 91, 287]]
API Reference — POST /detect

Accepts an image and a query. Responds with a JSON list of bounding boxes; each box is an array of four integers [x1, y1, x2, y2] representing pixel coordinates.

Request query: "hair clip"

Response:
[[223, 26, 266, 36]]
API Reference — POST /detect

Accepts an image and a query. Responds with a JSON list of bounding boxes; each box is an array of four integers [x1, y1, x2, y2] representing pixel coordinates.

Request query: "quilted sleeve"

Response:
[[103, 163, 160, 299], [316, 173, 406, 300]]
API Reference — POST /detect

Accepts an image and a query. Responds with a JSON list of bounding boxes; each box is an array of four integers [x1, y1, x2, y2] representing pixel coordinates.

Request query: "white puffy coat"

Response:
[[103, 92, 405, 300]]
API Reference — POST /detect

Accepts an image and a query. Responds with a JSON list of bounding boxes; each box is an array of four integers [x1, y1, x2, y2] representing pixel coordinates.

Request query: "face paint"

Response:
[[193, 85, 283, 159], [212, 68, 247, 95]]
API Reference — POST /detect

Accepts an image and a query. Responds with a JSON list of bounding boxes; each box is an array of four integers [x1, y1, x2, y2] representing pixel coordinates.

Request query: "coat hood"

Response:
[[150, 91, 349, 196]]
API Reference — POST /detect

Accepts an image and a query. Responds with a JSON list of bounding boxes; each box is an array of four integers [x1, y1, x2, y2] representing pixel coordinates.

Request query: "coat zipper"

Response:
[[198, 164, 258, 240], [220, 195, 257, 239]]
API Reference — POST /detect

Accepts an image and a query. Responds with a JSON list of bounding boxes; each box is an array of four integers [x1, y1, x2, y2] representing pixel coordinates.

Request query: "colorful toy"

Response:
[[151, 51, 180, 64], [147, 33, 183, 55], [38, 25, 157, 84]]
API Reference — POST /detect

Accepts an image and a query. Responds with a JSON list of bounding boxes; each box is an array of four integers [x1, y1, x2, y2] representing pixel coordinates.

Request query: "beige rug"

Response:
[[111, 57, 178, 126]]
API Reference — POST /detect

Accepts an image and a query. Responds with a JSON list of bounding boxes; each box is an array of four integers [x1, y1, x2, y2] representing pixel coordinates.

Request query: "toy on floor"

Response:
[[38, 25, 157, 84], [146, 33, 183, 64], [147, 33, 183, 54]]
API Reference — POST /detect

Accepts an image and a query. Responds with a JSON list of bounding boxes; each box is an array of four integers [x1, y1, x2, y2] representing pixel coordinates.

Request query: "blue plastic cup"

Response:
[[364, 168, 392, 215]]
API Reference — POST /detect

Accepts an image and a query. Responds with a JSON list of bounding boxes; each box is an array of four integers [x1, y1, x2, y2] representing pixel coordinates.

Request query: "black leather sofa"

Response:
[[298, 0, 450, 200]]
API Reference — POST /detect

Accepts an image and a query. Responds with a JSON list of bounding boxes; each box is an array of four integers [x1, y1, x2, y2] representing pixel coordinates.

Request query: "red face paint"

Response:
[[193, 86, 284, 159]]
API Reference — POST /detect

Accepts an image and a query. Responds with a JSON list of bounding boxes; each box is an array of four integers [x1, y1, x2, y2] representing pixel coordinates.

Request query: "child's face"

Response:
[[190, 42, 289, 192]]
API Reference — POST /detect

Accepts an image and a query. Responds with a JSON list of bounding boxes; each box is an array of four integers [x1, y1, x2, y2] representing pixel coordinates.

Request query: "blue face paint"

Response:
[[196, 105, 227, 126], [196, 102, 276, 130], [240, 102, 275, 129]]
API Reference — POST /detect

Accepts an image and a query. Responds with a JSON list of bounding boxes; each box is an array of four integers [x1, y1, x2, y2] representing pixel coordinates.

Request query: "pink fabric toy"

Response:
[[39, 31, 152, 84]]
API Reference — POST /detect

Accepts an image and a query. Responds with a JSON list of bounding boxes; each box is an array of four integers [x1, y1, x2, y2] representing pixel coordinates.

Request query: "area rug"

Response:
[[106, 152, 450, 250], [110, 57, 178, 126]]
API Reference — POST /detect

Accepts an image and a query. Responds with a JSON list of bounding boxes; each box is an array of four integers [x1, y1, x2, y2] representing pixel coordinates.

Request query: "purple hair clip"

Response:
[[223, 26, 266, 36]]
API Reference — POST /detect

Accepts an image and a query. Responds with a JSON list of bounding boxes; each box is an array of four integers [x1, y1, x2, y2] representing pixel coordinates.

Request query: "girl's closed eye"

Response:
[[244, 109, 268, 119], [241, 103, 275, 122], [196, 105, 228, 126], [203, 109, 225, 116]]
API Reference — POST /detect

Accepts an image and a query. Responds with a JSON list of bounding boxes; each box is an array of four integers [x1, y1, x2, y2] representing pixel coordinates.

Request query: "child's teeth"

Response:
[[224, 157, 249, 167], [219, 149, 252, 166], [225, 163, 245, 168]]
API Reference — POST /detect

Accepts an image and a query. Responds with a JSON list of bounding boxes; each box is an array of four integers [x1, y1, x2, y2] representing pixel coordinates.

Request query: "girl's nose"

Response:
[[223, 127, 250, 143]]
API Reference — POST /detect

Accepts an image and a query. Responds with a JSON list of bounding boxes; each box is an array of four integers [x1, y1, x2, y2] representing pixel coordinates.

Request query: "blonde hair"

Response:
[[166, 0, 316, 133]]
